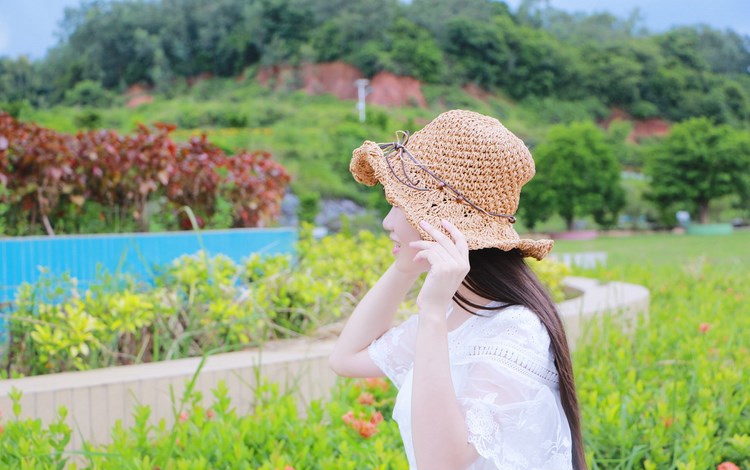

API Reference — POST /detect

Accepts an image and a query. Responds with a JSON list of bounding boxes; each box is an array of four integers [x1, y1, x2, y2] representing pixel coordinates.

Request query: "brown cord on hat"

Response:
[[379, 131, 518, 224]]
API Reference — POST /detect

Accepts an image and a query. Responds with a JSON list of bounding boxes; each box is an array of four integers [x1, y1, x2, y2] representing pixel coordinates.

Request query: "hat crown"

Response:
[[349, 109, 553, 260], [399, 110, 535, 216]]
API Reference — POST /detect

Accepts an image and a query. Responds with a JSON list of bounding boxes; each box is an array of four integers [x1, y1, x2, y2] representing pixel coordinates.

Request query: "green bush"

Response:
[[73, 109, 103, 129], [1, 226, 568, 377], [0, 376, 406, 469], [0, 388, 71, 468], [1, 236, 747, 469], [63, 80, 117, 108], [1, 226, 394, 376], [0, 182, 8, 236]]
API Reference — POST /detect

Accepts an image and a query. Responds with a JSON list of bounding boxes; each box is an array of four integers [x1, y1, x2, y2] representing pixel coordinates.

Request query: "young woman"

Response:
[[329, 110, 586, 470]]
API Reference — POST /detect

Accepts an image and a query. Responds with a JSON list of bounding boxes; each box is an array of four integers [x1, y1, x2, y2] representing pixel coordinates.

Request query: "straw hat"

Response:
[[350, 109, 553, 260]]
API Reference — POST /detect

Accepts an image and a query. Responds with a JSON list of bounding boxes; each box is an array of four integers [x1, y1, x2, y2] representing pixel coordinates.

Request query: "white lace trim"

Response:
[[466, 344, 559, 386]]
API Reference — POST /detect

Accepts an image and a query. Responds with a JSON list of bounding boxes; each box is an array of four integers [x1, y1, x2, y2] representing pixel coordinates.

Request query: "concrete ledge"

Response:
[[558, 276, 650, 350], [0, 276, 648, 453]]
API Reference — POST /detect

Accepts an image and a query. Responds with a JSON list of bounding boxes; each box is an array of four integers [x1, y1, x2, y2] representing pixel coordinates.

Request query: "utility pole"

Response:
[[355, 78, 372, 123]]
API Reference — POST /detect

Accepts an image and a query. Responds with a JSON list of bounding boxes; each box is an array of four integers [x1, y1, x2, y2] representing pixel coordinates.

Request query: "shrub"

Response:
[[1, 226, 570, 377], [0, 389, 71, 468], [0, 113, 291, 234], [1, 227, 394, 376], [63, 80, 117, 108]]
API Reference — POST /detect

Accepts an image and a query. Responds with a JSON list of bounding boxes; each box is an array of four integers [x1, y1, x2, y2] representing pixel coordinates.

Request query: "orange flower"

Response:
[[662, 417, 673, 428], [357, 421, 378, 438], [699, 323, 711, 333], [284, 466, 295, 470], [358, 392, 375, 405], [206, 409, 215, 420], [342, 410, 383, 438], [364, 377, 390, 392], [717, 462, 740, 470]]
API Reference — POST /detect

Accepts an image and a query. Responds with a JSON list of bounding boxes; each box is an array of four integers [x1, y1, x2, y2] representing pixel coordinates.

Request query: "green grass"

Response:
[[553, 229, 750, 273], [557, 231, 750, 469], [1, 231, 747, 468]]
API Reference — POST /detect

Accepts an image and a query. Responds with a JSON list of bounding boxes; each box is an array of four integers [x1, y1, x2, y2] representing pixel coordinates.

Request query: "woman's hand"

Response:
[[409, 219, 470, 315]]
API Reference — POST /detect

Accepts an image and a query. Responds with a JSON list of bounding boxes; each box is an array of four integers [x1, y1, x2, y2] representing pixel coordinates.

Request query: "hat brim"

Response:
[[350, 141, 554, 260]]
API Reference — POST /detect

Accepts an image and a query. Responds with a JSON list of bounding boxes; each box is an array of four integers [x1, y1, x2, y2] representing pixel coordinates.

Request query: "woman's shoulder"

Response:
[[470, 303, 552, 353]]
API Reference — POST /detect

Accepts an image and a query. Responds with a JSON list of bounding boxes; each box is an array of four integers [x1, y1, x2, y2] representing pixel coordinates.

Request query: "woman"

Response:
[[329, 110, 586, 470]]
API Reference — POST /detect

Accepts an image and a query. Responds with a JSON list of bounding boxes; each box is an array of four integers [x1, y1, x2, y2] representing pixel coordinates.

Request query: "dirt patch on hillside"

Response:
[[369, 71, 426, 107], [602, 108, 670, 142], [257, 61, 427, 107], [125, 83, 154, 108]]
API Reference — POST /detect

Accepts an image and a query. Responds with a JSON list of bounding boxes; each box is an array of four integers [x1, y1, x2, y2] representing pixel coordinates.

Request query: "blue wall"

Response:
[[0, 228, 296, 304]]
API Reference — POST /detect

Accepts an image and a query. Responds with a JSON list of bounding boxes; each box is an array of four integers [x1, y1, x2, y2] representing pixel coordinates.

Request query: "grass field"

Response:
[[552, 230, 750, 469], [553, 229, 750, 274]]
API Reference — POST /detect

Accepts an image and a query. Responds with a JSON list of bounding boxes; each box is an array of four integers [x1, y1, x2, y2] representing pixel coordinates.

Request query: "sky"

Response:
[[0, 0, 748, 60]]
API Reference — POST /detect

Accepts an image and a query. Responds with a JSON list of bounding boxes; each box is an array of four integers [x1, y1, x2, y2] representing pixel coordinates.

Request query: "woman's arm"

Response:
[[328, 262, 420, 377], [410, 220, 479, 470]]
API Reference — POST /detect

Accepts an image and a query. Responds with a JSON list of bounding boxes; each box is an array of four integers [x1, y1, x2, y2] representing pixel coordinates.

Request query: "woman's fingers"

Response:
[[441, 219, 469, 254], [412, 241, 452, 265], [418, 220, 451, 245], [417, 220, 468, 261]]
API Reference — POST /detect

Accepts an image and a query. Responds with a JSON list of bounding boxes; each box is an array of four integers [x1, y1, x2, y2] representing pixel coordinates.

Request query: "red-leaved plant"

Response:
[[0, 113, 290, 235]]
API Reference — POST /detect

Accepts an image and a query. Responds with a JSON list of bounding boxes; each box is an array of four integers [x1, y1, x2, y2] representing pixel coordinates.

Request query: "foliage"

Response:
[[0, 377, 406, 469], [63, 80, 117, 108], [0, 388, 71, 468], [1, 0, 747, 126], [520, 121, 626, 230], [0, 227, 393, 376], [1, 225, 568, 377], [0, 113, 290, 235], [0, 182, 8, 236], [556, 232, 750, 470], [1, 233, 748, 470], [644, 117, 750, 225]]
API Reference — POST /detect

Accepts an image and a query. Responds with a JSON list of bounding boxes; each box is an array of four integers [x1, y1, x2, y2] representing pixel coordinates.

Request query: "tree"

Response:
[[645, 117, 750, 224], [520, 121, 625, 230]]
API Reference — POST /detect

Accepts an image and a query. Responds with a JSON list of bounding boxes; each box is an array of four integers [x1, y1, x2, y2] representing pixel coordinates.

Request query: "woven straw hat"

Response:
[[350, 109, 553, 260]]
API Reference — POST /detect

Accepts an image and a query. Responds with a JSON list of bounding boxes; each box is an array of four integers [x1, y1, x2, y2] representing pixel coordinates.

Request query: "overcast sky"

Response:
[[0, 0, 748, 60]]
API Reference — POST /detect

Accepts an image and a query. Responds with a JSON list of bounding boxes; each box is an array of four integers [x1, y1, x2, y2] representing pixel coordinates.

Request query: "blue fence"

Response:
[[0, 228, 296, 305]]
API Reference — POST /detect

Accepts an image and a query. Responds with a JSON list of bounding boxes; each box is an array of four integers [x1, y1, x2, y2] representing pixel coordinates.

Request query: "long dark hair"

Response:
[[454, 248, 587, 470]]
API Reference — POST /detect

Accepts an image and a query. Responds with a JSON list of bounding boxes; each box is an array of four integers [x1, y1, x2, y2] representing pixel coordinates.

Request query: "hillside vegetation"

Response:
[[2, 0, 749, 126], [1, 0, 749, 235]]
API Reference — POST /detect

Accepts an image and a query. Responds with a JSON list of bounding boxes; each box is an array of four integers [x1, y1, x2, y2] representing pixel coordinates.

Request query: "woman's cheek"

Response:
[[397, 245, 429, 272]]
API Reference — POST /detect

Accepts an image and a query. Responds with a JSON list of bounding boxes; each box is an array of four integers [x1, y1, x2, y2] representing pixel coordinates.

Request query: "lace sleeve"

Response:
[[367, 314, 419, 389], [455, 307, 573, 469]]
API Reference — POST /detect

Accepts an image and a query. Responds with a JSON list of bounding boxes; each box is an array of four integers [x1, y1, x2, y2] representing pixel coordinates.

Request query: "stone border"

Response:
[[0, 277, 648, 453], [558, 276, 650, 350]]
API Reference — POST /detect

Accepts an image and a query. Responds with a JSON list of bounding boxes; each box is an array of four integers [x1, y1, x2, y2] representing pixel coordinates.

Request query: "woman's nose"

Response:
[[382, 207, 395, 231]]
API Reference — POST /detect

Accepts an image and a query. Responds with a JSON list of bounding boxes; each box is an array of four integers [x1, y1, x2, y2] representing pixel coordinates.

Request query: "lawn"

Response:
[[557, 230, 749, 469], [553, 229, 750, 273]]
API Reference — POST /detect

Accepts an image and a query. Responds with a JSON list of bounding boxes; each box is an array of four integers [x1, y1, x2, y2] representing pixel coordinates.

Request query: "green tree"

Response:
[[520, 121, 625, 230], [645, 117, 750, 224], [63, 80, 116, 107]]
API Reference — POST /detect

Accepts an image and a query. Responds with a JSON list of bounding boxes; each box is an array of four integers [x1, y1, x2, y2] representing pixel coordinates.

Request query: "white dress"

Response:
[[368, 303, 573, 470]]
